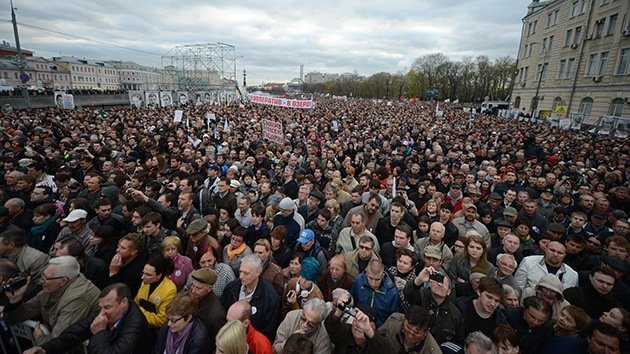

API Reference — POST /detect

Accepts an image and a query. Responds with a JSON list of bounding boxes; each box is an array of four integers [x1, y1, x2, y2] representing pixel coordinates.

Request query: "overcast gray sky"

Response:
[[2, 0, 527, 85]]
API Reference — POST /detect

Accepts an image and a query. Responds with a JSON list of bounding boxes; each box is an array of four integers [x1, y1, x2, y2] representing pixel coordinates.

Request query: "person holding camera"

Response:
[[403, 266, 465, 345], [274, 298, 330, 354], [2, 256, 100, 349], [324, 290, 393, 353]]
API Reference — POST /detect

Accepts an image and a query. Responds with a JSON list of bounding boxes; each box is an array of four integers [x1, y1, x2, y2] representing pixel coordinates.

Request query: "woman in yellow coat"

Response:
[[135, 255, 177, 329]]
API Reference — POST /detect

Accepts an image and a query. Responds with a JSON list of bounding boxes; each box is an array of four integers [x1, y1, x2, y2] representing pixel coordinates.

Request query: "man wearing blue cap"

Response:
[[296, 229, 328, 270]]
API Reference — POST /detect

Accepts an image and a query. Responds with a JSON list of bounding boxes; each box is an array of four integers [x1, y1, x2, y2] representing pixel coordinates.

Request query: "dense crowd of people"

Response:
[[0, 96, 628, 354]]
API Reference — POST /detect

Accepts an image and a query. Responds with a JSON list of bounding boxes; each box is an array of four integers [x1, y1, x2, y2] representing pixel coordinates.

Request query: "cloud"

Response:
[[6, 0, 524, 84]]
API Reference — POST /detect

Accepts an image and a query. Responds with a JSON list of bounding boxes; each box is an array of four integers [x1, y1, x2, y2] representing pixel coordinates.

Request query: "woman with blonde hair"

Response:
[[161, 236, 193, 290], [215, 320, 248, 354]]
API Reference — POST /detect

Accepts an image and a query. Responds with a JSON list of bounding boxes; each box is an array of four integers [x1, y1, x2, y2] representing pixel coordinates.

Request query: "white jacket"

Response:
[[514, 255, 578, 291]]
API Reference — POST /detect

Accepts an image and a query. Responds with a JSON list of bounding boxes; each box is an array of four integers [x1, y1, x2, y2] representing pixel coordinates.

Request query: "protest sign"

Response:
[[262, 119, 284, 143]]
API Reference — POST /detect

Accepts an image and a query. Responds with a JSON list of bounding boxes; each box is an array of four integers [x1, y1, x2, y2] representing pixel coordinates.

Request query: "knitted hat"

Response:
[[279, 197, 294, 211], [300, 257, 320, 282]]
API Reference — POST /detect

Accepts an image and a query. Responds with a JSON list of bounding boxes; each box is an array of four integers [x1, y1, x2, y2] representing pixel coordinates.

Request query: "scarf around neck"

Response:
[[226, 242, 247, 260], [165, 319, 194, 354]]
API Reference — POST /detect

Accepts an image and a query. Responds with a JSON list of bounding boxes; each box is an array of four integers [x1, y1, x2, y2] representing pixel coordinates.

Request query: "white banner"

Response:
[[249, 94, 315, 109], [174, 110, 183, 123], [262, 119, 284, 143]]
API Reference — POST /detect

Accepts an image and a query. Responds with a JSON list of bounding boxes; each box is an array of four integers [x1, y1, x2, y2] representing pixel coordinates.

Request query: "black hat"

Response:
[[309, 189, 324, 201], [592, 211, 607, 220], [489, 192, 503, 200], [495, 219, 512, 228], [601, 256, 628, 273]]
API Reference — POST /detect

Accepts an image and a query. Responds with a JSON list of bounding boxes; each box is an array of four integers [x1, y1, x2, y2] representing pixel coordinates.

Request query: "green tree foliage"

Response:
[[303, 52, 516, 102]]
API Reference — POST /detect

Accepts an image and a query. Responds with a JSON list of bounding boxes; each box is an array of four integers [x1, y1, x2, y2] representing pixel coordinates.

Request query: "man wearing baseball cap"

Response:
[[56, 209, 91, 247], [296, 229, 328, 270]]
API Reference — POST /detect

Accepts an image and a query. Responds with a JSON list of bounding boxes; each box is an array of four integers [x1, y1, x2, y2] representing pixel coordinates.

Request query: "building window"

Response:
[[607, 14, 617, 36], [537, 63, 549, 80], [599, 52, 609, 76], [616, 48, 630, 75], [580, 0, 588, 14], [523, 67, 529, 82], [558, 59, 566, 79], [571, 1, 580, 17], [567, 58, 575, 77], [574, 26, 582, 43], [587, 54, 598, 76], [586, 52, 609, 76], [579, 97, 593, 115], [565, 29, 574, 46], [609, 98, 624, 117], [601, 0, 610, 5], [595, 19, 606, 38]]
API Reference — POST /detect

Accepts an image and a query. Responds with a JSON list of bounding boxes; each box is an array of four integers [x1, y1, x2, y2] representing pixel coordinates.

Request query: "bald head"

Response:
[[226, 300, 251, 323]]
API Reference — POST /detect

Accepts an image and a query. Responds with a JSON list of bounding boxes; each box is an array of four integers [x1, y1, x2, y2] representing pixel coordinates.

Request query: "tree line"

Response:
[[303, 53, 517, 102]]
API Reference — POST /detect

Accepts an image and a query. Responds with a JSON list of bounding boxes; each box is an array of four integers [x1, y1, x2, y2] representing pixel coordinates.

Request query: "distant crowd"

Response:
[[0, 97, 628, 354]]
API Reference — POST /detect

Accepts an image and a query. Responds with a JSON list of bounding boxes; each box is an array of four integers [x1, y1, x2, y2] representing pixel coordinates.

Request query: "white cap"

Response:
[[63, 209, 88, 222]]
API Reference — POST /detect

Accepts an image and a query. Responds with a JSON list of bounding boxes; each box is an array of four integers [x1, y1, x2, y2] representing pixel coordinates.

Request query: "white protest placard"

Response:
[[62, 94, 74, 109], [262, 119, 284, 144], [174, 110, 183, 123]]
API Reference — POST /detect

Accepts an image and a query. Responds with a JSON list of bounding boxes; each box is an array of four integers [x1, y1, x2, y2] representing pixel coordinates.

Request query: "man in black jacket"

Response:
[[107, 233, 146, 295], [404, 266, 465, 344], [220, 254, 280, 340], [24, 283, 150, 354]]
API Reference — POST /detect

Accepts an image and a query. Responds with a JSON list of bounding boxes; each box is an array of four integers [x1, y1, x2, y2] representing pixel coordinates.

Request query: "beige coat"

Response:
[[378, 312, 443, 354], [5, 273, 100, 345]]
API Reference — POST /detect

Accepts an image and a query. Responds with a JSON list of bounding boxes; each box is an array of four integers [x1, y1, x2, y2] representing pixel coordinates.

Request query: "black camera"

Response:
[[3, 276, 27, 293], [336, 301, 357, 318], [429, 272, 445, 283]]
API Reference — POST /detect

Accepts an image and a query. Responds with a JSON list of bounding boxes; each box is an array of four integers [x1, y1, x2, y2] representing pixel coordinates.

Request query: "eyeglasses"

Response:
[[358, 245, 373, 251], [41, 274, 66, 282], [167, 316, 184, 324], [299, 315, 320, 328]]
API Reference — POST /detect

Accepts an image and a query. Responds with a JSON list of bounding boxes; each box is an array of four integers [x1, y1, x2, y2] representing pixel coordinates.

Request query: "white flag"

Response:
[[392, 177, 397, 198], [223, 118, 229, 132]]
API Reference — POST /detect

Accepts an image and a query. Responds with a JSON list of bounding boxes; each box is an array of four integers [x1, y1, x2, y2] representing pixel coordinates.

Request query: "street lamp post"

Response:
[[529, 42, 548, 118], [10, 0, 29, 107]]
